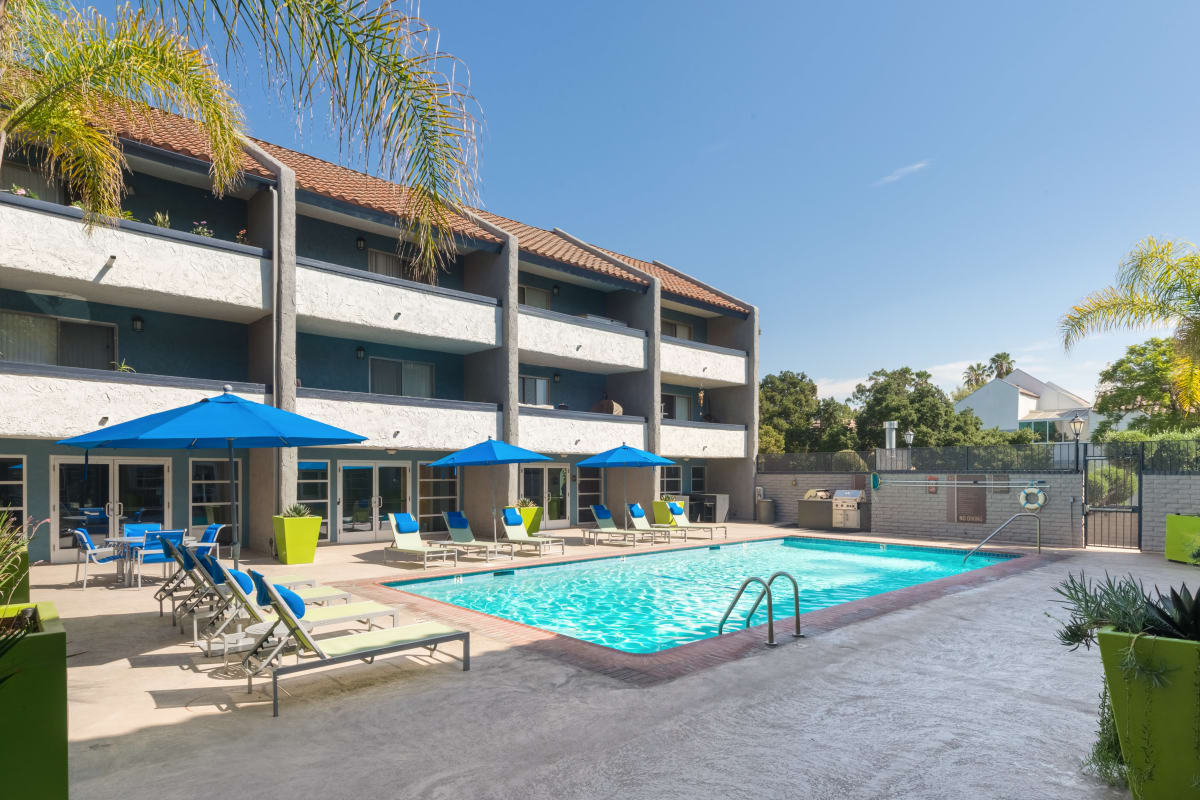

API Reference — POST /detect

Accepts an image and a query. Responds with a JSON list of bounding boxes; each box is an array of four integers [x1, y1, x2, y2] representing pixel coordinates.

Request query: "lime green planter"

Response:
[[652, 500, 687, 525], [1098, 628, 1200, 799], [0, 540, 29, 604], [1164, 514, 1200, 565], [518, 507, 542, 534], [272, 516, 321, 564], [1, 602, 67, 800]]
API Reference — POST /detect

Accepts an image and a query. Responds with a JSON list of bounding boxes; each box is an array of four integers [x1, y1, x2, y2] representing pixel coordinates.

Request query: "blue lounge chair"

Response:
[[134, 530, 184, 588]]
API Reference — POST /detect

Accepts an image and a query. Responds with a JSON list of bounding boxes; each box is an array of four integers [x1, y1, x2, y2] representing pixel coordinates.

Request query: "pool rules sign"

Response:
[[946, 474, 987, 524]]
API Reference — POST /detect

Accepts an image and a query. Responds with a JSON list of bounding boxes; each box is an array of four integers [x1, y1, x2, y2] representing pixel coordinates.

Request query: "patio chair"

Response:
[[498, 507, 565, 556], [625, 504, 672, 544], [157, 537, 212, 620], [244, 579, 469, 717], [193, 523, 226, 559], [135, 530, 184, 589], [588, 504, 653, 547], [384, 513, 457, 569], [653, 501, 727, 540], [72, 529, 122, 589], [442, 511, 515, 562]]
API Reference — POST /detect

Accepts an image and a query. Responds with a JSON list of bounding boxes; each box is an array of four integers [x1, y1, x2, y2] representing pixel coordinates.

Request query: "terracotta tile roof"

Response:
[[471, 212, 647, 286], [592, 246, 748, 314]]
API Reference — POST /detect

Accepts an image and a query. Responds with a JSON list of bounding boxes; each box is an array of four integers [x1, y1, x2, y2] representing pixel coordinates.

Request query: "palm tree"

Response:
[[1062, 237, 1200, 410], [0, 2, 244, 224], [989, 352, 1014, 379], [963, 363, 990, 389]]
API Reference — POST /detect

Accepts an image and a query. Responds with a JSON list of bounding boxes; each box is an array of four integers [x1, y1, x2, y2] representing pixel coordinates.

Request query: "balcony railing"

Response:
[[517, 306, 647, 373], [295, 387, 501, 450], [517, 405, 646, 454], [660, 418, 747, 459], [659, 336, 747, 388]]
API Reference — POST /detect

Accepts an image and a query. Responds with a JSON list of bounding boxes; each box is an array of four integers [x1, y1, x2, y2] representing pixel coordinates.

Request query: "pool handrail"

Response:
[[745, 572, 805, 641], [962, 512, 1040, 564], [718, 576, 777, 646]]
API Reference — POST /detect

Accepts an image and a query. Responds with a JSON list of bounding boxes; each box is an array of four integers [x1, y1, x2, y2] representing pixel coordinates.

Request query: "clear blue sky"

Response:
[[237, 1, 1199, 403]]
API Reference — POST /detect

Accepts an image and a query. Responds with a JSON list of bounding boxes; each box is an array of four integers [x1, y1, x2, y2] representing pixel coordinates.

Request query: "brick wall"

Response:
[[1140, 474, 1200, 553], [755, 473, 868, 525]]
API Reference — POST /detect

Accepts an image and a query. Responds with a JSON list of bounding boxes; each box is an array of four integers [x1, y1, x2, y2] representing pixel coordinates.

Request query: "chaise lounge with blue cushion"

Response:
[[442, 511, 515, 562], [625, 503, 673, 544], [586, 504, 654, 547], [652, 501, 727, 540], [384, 512, 457, 569], [498, 507, 565, 556]]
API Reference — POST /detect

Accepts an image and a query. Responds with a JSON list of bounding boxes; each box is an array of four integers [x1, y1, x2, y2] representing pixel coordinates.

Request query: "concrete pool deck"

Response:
[[38, 522, 1186, 799]]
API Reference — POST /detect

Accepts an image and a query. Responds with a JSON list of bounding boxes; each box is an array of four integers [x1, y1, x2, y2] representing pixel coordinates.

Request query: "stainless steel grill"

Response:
[[831, 489, 865, 529]]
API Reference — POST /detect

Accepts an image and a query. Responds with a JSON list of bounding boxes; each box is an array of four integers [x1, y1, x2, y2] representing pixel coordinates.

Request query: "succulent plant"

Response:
[[282, 503, 313, 518]]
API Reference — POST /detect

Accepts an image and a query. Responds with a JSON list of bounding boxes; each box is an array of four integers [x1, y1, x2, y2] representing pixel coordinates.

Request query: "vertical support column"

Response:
[[705, 305, 760, 520]]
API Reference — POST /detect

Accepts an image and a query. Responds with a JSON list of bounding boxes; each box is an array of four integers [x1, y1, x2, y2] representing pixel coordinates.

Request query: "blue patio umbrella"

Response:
[[58, 386, 366, 567], [578, 444, 675, 527], [428, 438, 550, 539]]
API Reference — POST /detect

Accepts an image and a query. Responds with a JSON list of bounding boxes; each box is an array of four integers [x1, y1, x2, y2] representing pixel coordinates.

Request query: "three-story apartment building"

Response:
[[0, 112, 758, 563]]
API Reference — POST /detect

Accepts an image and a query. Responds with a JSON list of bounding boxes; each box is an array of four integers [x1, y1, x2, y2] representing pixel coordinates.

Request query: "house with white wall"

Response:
[[954, 369, 1093, 441]]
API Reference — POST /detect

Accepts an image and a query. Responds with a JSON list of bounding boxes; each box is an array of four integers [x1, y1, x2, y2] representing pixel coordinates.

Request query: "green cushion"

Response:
[[317, 622, 461, 658]]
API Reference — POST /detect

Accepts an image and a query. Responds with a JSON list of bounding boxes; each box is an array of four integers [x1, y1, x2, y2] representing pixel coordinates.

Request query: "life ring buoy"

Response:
[[1019, 486, 1046, 511]]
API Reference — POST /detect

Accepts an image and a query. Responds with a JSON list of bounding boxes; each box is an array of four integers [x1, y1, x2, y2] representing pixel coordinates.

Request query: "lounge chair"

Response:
[[625, 503, 673, 544], [245, 579, 469, 716], [384, 513, 457, 569], [442, 512, 515, 562], [499, 507, 565, 556], [587, 504, 654, 547], [653, 501, 727, 540]]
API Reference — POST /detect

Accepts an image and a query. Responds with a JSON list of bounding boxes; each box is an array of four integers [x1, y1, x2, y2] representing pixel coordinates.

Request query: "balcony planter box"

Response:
[[1164, 514, 1200, 565], [652, 499, 687, 525], [518, 507, 542, 534], [0, 539, 29, 604], [272, 516, 321, 565], [1098, 627, 1200, 799], [0, 602, 67, 800]]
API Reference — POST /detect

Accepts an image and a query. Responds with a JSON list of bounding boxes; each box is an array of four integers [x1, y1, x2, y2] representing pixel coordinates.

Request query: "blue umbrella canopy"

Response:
[[577, 444, 674, 469], [427, 438, 551, 467]]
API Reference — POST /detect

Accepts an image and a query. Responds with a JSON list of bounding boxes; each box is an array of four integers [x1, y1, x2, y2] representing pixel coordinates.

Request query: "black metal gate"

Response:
[[1083, 442, 1142, 549]]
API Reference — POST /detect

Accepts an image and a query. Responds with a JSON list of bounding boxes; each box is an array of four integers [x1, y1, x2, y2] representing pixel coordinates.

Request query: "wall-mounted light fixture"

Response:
[[552, 284, 560, 296], [552, 372, 561, 383], [131, 315, 145, 333], [355, 236, 366, 251], [355, 346, 366, 360]]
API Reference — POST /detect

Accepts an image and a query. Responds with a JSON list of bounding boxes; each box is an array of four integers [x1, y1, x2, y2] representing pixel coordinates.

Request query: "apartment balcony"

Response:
[[0, 194, 271, 322], [660, 419, 748, 459], [295, 388, 501, 451], [517, 307, 647, 373], [659, 337, 748, 388], [295, 259, 501, 354], [0, 361, 266, 440], [517, 406, 646, 454]]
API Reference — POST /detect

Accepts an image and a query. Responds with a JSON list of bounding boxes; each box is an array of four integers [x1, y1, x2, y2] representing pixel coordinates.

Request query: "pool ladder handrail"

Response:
[[717, 572, 805, 646], [962, 512, 1040, 564]]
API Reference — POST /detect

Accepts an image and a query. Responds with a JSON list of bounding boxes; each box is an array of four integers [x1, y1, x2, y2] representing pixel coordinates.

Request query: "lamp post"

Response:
[[903, 429, 915, 470], [1070, 413, 1085, 472]]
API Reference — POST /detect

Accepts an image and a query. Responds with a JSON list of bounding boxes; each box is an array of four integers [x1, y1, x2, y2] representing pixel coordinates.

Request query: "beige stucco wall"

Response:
[[660, 340, 747, 388], [0, 204, 270, 320], [296, 266, 501, 352], [660, 422, 746, 459], [517, 312, 646, 373], [294, 396, 500, 451], [516, 410, 646, 454]]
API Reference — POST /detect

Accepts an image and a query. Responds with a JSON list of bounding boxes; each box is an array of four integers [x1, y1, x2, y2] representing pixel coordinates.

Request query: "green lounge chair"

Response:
[[626, 503, 673, 544], [588, 504, 654, 546], [442, 511, 515, 561], [384, 512, 457, 569], [654, 500, 727, 540], [246, 579, 469, 716], [499, 507, 565, 556]]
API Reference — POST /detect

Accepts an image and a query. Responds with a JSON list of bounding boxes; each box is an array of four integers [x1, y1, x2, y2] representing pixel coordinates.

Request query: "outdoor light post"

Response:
[[1070, 413, 1085, 473], [904, 429, 915, 470]]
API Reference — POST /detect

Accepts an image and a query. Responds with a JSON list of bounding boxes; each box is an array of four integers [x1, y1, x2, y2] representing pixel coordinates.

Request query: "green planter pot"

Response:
[[272, 516, 322, 565], [0, 602, 67, 800], [518, 507, 542, 534], [0, 540, 29, 604], [1098, 628, 1200, 799], [1164, 514, 1200, 566], [652, 500, 687, 525]]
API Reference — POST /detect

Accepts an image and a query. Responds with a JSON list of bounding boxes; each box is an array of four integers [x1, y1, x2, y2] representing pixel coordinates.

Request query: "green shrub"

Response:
[[831, 450, 868, 472], [1085, 465, 1138, 506]]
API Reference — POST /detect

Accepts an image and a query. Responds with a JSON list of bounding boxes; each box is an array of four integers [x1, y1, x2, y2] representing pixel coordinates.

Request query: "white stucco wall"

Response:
[[660, 340, 747, 388], [1018, 393, 1037, 419], [660, 422, 746, 458], [0, 373, 268, 439], [0, 204, 270, 321], [294, 396, 500, 450], [296, 267, 501, 353], [517, 409, 646, 454], [517, 312, 646, 373], [955, 379, 1018, 430]]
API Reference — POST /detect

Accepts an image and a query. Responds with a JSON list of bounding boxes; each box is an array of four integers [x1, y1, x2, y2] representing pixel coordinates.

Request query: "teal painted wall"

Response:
[[517, 363, 608, 412], [0, 290, 249, 381], [517, 271, 609, 317], [296, 214, 466, 291], [661, 307, 708, 343], [124, 172, 248, 241], [296, 333, 465, 398]]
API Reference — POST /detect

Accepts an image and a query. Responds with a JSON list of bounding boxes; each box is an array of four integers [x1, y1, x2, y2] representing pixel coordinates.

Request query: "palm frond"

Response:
[[1060, 287, 1180, 351], [1117, 238, 1200, 308]]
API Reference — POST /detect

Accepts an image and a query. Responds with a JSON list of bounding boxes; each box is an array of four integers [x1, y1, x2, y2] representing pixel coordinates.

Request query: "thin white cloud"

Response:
[[874, 159, 930, 186]]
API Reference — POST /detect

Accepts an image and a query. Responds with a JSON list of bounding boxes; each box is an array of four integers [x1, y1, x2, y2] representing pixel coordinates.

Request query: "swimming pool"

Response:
[[388, 537, 1016, 654]]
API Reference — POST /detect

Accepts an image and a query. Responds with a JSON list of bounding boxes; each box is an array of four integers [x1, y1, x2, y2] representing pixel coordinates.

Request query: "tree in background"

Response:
[[852, 367, 979, 448], [758, 371, 819, 453], [963, 362, 990, 389], [812, 397, 858, 452], [1062, 237, 1200, 413], [1092, 338, 1200, 438], [989, 352, 1014, 379]]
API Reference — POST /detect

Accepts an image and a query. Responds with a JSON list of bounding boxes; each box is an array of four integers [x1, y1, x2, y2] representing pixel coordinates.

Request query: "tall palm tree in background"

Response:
[[1062, 237, 1200, 411], [0, 0, 478, 280], [963, 362, 990, 389], [989, 352, 1014, 379]]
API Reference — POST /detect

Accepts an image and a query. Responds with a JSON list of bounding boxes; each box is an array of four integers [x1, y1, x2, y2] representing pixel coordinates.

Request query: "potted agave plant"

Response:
[[1, 511, 67, 799], [272, 503, 322, 565], [515, 497, 542, 534], [1053, 572, 1200, 799]]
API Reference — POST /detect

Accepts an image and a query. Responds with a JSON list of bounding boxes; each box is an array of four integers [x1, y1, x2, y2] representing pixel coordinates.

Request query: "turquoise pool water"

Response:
[[389, 537, 1015, 653]]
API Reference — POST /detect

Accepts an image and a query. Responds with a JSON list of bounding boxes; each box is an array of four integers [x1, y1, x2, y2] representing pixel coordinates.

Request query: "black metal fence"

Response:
[[758, 442, 1079, 474]]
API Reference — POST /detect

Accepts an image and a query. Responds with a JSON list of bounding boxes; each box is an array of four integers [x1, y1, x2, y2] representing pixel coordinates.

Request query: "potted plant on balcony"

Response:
[[515, 497, 542, 534], [272, 504, 322, 565], [653, 494, 688, 525], [1, 511, 67, 799], [1052, 572, 1200, 798]]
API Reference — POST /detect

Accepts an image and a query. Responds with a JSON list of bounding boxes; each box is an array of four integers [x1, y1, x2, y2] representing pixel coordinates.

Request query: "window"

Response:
[[0, 456, 26, 530], [297, 461, 330, 540], [690, 466, 706, 493], [661, 393, 692, 421], [369, 357, 434, 398], [662, 319, 692, 340], [517, 285, 551, 309], [0, 162, 64, 204], [660, 465, 683, 496], [577, 466, 604, 524], [367, 247, 409, 279], [190, 459, 241, 534], [418, 463, 458, 533], [519, 375, 550, 405], [0, 310, 115, 371]]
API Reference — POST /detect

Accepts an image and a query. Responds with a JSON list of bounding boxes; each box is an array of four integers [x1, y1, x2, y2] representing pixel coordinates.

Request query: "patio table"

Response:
[[105, 534, 197, 585]]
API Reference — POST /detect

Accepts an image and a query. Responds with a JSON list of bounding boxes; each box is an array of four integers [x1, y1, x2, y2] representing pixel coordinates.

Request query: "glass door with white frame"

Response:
[[338, 462, 411, 543], [51, 457, 171, 563], [521, 464, 570, 529]]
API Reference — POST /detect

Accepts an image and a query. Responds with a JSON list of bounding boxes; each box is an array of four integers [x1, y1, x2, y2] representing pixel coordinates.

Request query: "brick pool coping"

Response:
[[335, 534, 1063, 686]]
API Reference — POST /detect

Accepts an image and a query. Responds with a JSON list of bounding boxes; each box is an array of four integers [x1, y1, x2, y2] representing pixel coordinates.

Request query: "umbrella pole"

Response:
[[623, 469, 628, 528], [490, 468, 497, 542], [228, 439, 239, 569]]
